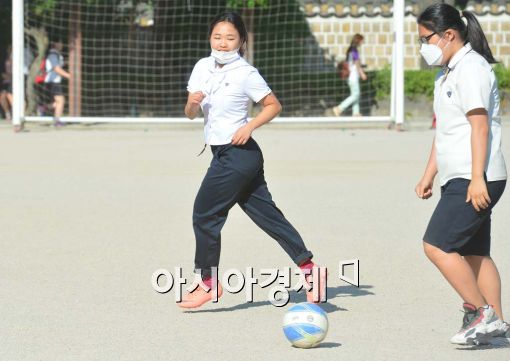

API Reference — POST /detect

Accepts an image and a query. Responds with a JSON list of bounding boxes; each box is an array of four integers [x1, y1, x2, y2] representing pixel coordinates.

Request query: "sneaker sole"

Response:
[[472, 333, 510, 347], [451, 323, 491, 345]]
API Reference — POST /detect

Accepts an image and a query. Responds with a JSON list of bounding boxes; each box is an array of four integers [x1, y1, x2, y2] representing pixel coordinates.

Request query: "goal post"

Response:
[[393, 0, 405, 127], [12, 0, 24, 129], [13, 0, 405, 127]]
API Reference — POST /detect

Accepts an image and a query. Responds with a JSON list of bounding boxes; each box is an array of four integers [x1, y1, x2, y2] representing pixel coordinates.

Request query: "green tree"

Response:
[[226, 0, 268, 65]]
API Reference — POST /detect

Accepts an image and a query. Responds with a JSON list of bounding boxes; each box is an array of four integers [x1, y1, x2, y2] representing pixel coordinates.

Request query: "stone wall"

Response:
[[306, 14, 510, 70]]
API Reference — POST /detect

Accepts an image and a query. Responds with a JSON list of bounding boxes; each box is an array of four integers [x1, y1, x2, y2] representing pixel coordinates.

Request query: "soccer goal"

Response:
[[12, 0, 404, 127]]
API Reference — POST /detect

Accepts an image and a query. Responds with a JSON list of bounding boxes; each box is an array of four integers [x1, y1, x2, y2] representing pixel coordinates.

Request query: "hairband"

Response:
[[460, 10, 468, 25]]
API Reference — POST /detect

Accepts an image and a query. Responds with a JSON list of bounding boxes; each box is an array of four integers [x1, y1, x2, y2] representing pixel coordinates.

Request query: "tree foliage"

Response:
[[227, 0, 268, 8]]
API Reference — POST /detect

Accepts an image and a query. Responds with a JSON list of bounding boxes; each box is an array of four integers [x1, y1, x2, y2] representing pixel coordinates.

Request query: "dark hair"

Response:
[[208, 11, 248, 57], [417, 3, 496, 63], [345, 33, 363, 60]]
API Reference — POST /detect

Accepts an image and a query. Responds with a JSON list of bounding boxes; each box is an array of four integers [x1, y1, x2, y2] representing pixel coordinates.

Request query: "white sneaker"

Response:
[[332, 106, 341, 117], [450, 304, 499, 345], [473, 320, 509, 345], [483, 323, 510, 347], [489, 320, 509, 336]]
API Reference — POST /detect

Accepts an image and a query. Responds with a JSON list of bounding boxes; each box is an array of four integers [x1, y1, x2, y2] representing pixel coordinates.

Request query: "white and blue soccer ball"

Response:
[[283, 302, 328, 348]]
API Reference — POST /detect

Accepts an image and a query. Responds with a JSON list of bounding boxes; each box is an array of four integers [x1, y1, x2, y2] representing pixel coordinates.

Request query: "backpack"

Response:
[[337, 60, 350, 80], [34, 58, 46, 84]]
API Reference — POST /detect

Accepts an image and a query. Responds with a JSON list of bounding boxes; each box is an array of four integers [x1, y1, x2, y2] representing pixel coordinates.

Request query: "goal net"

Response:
[[18, 0, 402, 124]]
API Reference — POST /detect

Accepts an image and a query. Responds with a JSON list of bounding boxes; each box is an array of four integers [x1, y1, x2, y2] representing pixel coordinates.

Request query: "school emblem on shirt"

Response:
[[446, 91, 452, 98]]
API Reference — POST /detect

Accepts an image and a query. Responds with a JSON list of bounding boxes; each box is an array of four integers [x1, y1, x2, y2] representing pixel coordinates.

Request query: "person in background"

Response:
[[333, 34, 367, 117], [0, 46, 12, 122], [44, 41, 70, 127]]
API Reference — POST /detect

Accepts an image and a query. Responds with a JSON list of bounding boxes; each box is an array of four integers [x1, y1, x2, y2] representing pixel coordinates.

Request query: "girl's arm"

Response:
[[415, 137, 438, 199], [54, 66, 70, 79], [355, 60, 367, 81], [231, 92, 282, 145], [184, 91, 205, 119], [466, 108, 491, 211]]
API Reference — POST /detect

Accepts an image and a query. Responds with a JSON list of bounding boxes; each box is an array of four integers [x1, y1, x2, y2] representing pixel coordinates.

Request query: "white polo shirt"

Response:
[[187, 56, 272, 145], [433, 43, 507, 186]]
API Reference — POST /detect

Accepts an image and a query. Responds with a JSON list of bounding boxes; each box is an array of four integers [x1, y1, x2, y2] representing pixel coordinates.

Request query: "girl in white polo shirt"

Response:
[[415, 4, 508, 345], [178, 11, 326, 309]]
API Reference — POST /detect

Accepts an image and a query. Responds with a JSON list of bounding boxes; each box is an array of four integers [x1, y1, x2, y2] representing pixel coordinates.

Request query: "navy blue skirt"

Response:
[[423, 178, 506, 256]]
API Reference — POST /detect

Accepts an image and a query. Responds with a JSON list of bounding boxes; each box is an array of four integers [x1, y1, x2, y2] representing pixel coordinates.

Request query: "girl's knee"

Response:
[[423, 241, 439, 260]]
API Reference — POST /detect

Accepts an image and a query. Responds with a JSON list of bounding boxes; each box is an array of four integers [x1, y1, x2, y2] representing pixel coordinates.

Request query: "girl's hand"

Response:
[[185, 91, 205, 119], [189, 91, 205, 106], [231, 124, 253, 145], [415, 177, 434, 199], [361, 73, 367, 81], [466, 177, 491, 212]]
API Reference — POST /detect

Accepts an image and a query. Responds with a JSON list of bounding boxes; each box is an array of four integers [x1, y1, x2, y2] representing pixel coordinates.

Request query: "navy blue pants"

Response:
[[193, 138, 313, 278]]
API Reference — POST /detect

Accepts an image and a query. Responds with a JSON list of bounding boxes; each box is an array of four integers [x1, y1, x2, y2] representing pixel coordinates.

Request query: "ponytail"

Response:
[[462, 10, 497, 64], [417, 4, 497, 64]]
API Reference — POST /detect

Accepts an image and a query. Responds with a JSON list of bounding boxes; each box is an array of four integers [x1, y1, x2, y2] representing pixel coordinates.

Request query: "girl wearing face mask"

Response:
[[415, 4, 508, 345], [180, 11, 326, 309]]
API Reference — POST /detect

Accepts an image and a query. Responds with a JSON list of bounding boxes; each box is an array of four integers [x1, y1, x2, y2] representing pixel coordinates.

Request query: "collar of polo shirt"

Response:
[[446, 42, 473, 71], [207, 56, 246, 74], [203, 57, 251, 95]]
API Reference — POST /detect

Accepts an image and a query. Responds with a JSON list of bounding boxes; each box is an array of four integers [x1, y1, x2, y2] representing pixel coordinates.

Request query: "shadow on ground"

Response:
[[183, 285, 374, 314], [455, 337, 510, 351]]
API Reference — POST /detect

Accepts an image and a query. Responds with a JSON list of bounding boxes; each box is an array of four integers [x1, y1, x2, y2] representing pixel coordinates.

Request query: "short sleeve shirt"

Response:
[[433, 43, 507, 186], [45, 49, 64, 84], [187, 57, 272, 145]]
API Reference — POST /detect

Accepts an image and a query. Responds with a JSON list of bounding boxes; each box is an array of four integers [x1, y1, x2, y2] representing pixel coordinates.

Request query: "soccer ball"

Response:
[[283, 302, 328, 348]]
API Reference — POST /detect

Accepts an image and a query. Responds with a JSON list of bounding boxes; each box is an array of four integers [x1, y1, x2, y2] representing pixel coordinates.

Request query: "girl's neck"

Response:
[[445, 41, 466, 65]]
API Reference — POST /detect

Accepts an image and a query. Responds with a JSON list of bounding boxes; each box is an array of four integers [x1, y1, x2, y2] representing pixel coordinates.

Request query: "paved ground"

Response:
[[1, 122, 509, 360]]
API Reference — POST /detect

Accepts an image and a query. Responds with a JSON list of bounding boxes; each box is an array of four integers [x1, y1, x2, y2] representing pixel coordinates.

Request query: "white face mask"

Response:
[[211, 48, 240, 65], [419, 36, 449, 66]]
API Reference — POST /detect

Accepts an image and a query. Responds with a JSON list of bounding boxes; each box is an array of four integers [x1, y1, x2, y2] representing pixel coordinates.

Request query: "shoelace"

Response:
[[460, 308, 477, 330]]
